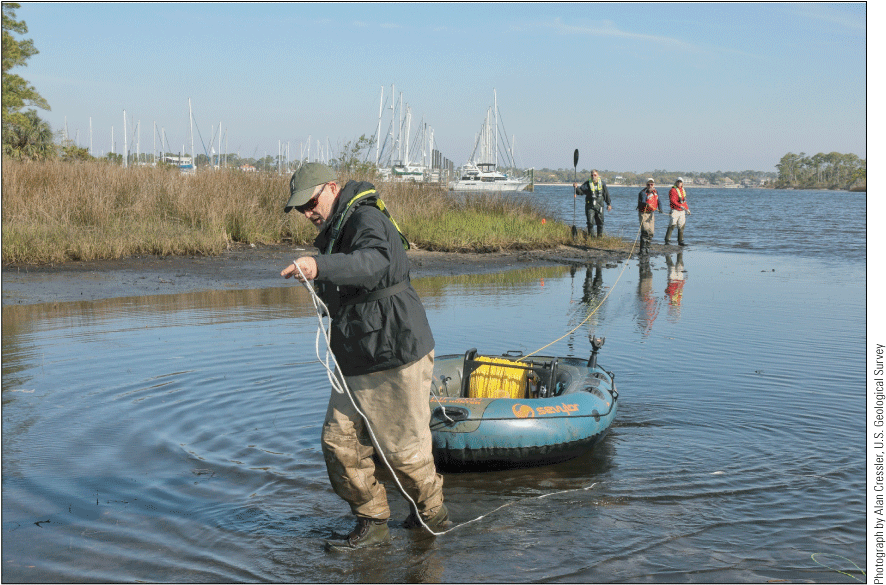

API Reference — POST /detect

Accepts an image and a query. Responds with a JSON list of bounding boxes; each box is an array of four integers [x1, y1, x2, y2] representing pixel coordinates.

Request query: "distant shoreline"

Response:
[[535, 182, 781, 189]]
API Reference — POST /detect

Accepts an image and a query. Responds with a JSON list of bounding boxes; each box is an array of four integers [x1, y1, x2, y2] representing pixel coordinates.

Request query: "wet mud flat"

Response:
[[1, 242, 663, 306]]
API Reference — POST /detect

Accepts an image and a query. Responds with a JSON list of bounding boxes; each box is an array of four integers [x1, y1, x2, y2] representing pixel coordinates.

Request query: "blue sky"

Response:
[[17, 2, 867, 172]]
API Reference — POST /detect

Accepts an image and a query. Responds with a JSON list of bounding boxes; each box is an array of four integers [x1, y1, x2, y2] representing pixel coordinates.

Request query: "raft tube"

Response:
[[428, 350, 618, 470]]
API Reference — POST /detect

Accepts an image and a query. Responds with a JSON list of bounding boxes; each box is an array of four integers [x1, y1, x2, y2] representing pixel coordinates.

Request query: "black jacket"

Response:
[[575, 179, 611, 209], [313, 180, 434, 376]]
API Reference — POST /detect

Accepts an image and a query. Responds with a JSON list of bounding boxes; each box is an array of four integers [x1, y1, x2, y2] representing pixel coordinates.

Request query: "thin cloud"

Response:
[[546, 17, 695, 50], [532, 17, 760, 60], [790, 5, 865, 31]]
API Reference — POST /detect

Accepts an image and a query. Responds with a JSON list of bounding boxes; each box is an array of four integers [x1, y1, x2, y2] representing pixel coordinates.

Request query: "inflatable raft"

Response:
[[428, 340, 618, 470]]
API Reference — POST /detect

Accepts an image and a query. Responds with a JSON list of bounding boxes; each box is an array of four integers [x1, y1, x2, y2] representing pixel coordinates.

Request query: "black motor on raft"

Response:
[[428, 339, 618, 471]]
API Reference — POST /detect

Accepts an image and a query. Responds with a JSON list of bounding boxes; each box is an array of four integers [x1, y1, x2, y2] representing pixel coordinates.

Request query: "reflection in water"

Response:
[[582, 260, 606, 339], [665, 252, 687, 321], [565, 261, 608, 354], [0, 250, 867, 583], [636, 257, 660, 336]]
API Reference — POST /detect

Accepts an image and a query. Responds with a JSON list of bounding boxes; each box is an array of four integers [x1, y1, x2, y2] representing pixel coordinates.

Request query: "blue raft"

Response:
[[428, 345, 618, 470]]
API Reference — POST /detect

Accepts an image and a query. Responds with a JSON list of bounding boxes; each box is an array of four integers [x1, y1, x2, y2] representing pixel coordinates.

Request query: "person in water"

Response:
[[636, 178, 663, 256], [573, 170, 612, 238], [665, 177, 691, 246], [281, 163, 447, 551]]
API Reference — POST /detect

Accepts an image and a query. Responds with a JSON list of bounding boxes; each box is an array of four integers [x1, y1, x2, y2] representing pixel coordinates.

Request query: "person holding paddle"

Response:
[[573, 170, 612, 239]]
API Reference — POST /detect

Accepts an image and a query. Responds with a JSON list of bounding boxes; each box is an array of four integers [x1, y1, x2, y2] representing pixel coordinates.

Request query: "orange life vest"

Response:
[[641, 189, 658, 212]]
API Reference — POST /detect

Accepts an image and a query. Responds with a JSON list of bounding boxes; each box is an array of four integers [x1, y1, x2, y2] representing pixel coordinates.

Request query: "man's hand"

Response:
[[282, 256, 318, 282]]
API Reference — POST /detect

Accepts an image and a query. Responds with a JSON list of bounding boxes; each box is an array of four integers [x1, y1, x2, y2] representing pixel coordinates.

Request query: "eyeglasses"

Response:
[[295, 183, 327, 214]]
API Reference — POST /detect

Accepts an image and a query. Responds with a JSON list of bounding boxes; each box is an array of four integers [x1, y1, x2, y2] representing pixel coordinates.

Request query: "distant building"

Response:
[[240, 164, 256, 172]]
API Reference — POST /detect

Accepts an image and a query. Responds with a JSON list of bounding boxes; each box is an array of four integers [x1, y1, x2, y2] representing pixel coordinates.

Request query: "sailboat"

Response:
[[450, 90, 532, 192]]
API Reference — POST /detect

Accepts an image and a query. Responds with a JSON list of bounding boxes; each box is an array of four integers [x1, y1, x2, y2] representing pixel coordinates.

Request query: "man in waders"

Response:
[[665, 177, 691, 246], [636, 178, 663, 256], [573, 170, 612, 238], [281, 163, 448, 551]]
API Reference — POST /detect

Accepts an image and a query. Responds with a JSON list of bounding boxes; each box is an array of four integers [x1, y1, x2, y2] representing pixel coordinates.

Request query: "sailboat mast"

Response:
[[404, 106, 411, 166], [388, 84, 395, 166], [376, 86, 383, 166], [189, 98, 195, 171], [493, 89, 498, 168], [123, 110, 128, 168]]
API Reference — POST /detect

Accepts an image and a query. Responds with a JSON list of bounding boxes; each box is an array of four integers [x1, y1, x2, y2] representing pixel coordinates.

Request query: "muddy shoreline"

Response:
[[1, 241, 667, 306]]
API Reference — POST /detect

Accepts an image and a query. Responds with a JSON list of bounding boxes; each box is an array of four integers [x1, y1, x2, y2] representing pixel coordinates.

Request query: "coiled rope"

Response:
[[294, 263, 603, 538]]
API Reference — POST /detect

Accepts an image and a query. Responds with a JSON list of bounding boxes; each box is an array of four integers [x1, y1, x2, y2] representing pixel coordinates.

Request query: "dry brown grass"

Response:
[[2, 159, 616, 265]]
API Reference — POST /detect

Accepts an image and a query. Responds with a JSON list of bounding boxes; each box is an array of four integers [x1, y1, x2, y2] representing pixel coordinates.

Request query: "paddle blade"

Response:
[[573, 149, 579, 168]]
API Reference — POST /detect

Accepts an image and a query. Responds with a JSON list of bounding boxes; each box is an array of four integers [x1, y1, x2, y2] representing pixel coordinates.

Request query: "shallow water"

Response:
[[1, 189, 866, 582], [525, 184, 865, 262]]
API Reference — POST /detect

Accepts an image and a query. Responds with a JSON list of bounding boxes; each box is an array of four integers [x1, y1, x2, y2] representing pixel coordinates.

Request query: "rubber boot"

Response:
[[404, 503, 450, 532], [638, 234, 648, 257], [325, 518, 391, 552], [678, 227, 686, 246], [596, 225, 604, 238], [664, 225, 674, 245]]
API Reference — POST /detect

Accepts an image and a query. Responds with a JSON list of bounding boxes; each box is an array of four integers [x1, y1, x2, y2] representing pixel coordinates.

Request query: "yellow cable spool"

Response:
[[467, 357, 529, 399]]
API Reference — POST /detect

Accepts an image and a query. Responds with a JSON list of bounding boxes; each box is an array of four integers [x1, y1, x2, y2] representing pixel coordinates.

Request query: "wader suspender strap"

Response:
[[340, 279, 411, 306], [326, 188, 413, 307], [325, 189, 410, 255], [587, 180, 603, 207]]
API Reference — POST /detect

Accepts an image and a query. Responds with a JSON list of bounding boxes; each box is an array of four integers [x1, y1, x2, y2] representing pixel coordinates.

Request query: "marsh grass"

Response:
[[2, 159, 620, 265]]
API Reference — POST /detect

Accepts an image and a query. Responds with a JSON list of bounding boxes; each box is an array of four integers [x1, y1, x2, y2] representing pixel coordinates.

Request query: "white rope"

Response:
[[294, 262, 448, 536], [293, 262, 601, 537]]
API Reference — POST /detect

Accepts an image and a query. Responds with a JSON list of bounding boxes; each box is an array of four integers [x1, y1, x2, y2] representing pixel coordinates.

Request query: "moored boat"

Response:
[[428, 342, 618, 470], [450, 162, 530, 192], [448, 89, 532, 193]]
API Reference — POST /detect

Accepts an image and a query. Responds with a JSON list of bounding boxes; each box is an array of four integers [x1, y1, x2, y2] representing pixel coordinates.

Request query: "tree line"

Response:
[[775, 151, 865, 190], [533, 168, 776, 187]]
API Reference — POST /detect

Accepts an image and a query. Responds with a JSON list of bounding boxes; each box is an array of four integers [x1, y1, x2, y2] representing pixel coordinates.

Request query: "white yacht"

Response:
[[450, 90, 532, 192]]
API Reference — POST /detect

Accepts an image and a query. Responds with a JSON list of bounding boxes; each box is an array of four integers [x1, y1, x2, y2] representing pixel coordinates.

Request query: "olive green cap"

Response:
[[284, 163, 336, 213]]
